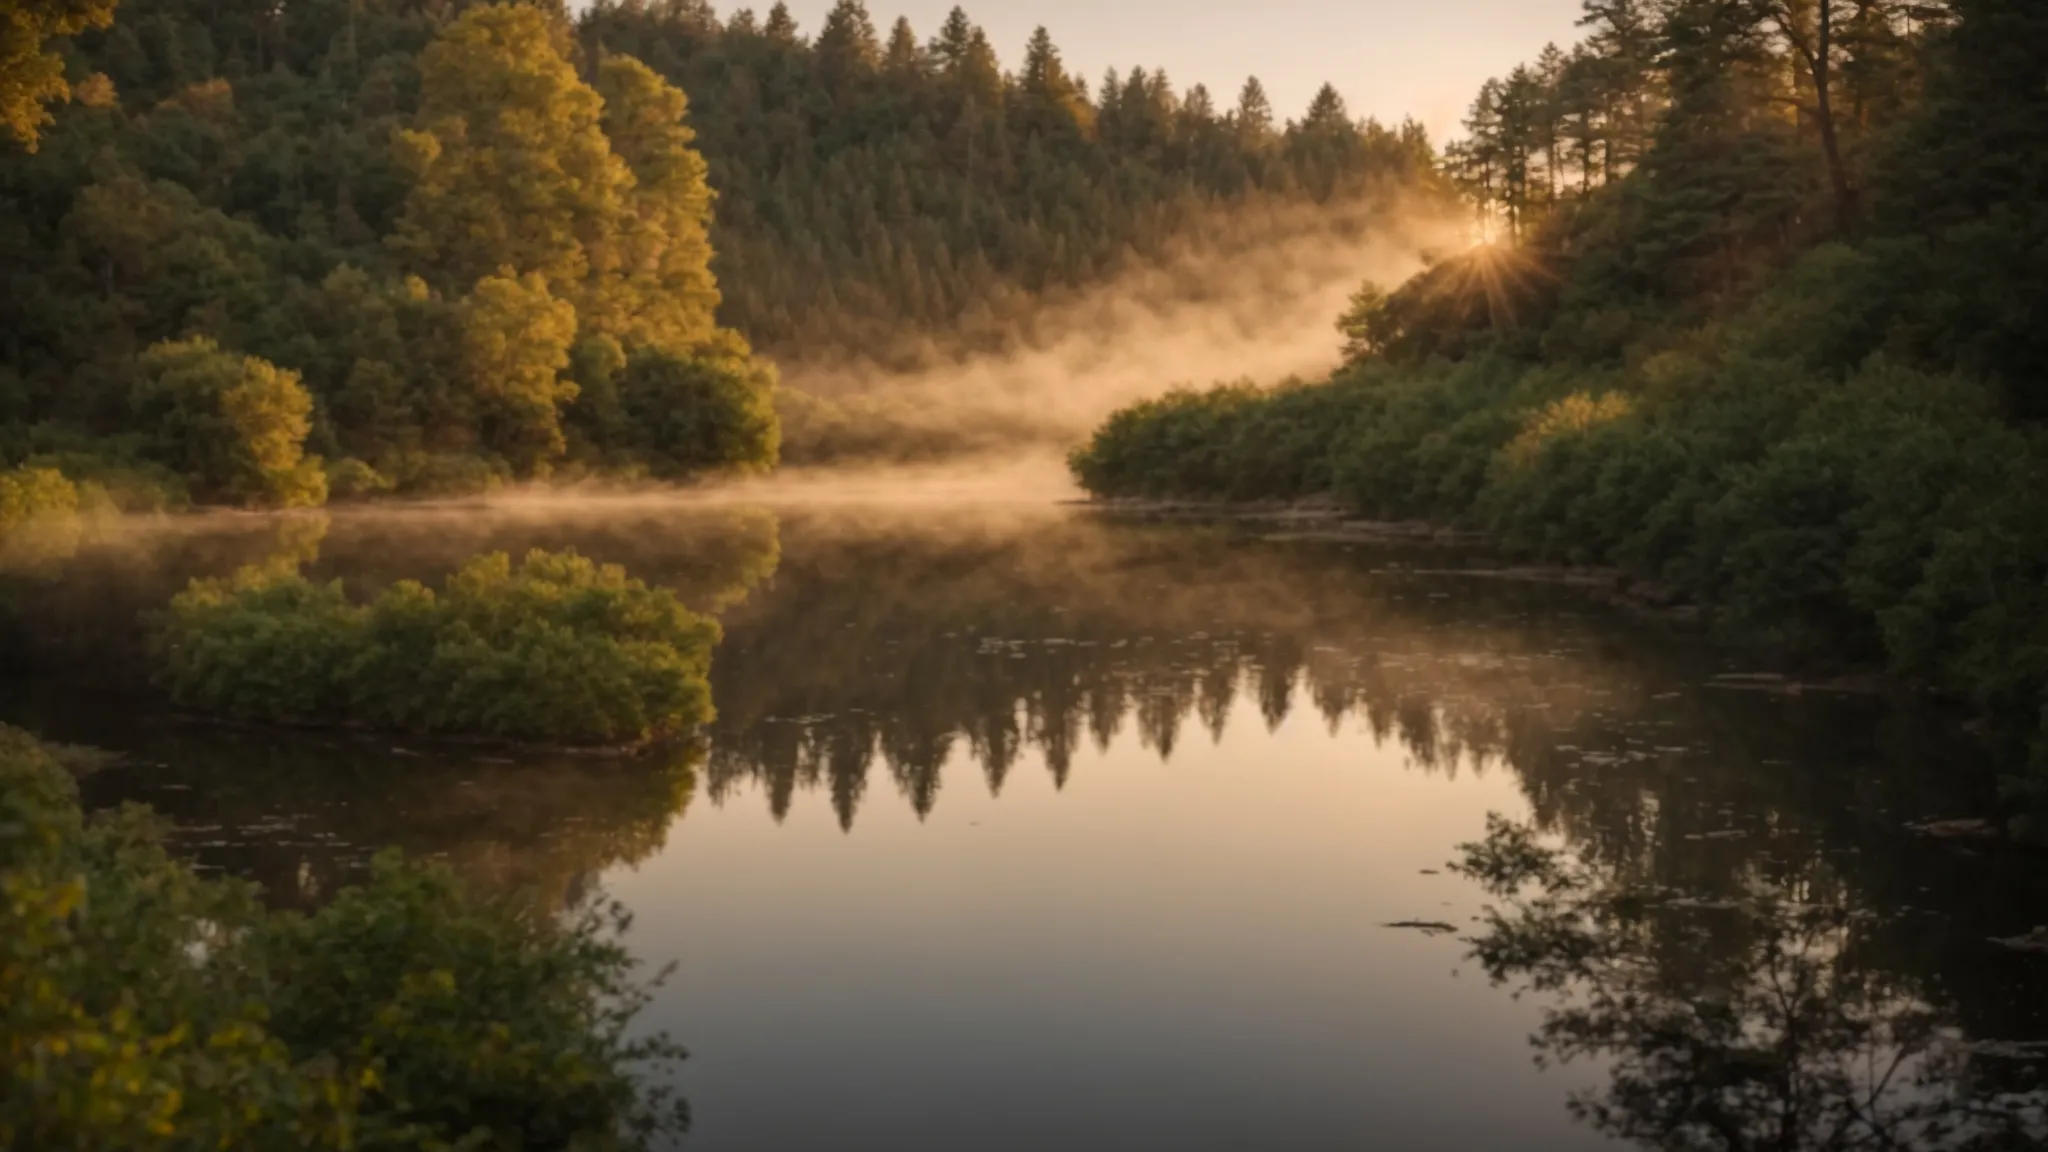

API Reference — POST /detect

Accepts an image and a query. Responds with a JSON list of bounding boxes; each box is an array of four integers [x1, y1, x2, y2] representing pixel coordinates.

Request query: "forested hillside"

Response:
[[1071, 0, 2048, 826], [577, 0, 1442, 355], [0, 0, 1442, 507]]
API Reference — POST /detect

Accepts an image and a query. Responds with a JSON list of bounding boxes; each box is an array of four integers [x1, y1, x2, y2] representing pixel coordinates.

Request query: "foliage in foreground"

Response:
[[150, 548, 720, 746], [0, 724, 688, 1149]]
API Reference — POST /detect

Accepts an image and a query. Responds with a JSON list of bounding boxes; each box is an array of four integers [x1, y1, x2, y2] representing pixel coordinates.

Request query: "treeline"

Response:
[[577, 0, 1443, 355], [1070, 0, 2048, 826], [0, 0, 1441, 508]]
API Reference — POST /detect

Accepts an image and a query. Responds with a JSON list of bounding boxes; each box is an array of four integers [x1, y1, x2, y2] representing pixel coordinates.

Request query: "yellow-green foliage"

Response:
[[0, 0, 118, 150], [0, 465, 78, 530], [0, 725, 688, 1147], [0, 465, 111, 569], [1502, 392, 1634, 465], [151, 549, 719, 746], [376, 4, 772, 483], [591, 54, 721, 351], [322, 457, 394, 501], [393, 4, 631, 293], [132, 338, 327, 509], [455, 272, 580, 475]]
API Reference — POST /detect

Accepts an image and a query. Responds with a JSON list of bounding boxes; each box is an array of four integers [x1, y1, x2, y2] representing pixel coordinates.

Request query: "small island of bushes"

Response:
[[150, 548, 719, 748]]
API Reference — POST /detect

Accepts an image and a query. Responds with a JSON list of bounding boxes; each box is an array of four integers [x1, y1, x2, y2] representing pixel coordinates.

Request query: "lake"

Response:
[[4, 498, 2046, 1150]]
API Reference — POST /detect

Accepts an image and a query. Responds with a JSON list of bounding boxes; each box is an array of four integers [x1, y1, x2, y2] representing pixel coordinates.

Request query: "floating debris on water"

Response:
[[1989, 927, 2048, 954], [1908, 818, 1999, 840], [1382, 920, 1460, 935]]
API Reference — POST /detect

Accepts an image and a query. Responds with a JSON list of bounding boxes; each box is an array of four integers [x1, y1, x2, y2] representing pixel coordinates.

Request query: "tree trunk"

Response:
[[1808, 2, 1859, 234]]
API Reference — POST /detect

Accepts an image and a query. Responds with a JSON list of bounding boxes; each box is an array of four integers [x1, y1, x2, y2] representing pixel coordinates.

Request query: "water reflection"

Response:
[[4, 503, 2046, 1150], [1458, 816, 2048, 1149], [74, 728, 702, 914]]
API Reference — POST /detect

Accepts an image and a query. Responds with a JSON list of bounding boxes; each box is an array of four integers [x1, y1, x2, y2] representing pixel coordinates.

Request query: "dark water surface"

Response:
[[4, 502, 2046, 1150]]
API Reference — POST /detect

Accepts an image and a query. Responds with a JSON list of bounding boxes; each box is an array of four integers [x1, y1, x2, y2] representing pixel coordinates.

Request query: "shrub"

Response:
[[323, 457, 394, 501], [386, 450, 512, 498], [150, 549, 720, 745], [1068, 384, 1272, 500], [1327, 361, 1518, 521], [0, 724, 688, 1148], [617, 342, 780, 477], [131, 337, 327, 508], [1501, 391, 1634, 466], [0, 465, 110, 570], [0, 465, 81, 532]]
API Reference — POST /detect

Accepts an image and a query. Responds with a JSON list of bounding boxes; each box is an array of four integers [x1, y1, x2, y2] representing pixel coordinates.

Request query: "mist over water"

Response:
[[774, 196, 1463, 461]]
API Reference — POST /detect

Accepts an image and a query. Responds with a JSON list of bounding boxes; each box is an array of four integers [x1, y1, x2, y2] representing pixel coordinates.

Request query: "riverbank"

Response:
[[1068, 345, 2048, 835], [1082, 496, 1915, 697]]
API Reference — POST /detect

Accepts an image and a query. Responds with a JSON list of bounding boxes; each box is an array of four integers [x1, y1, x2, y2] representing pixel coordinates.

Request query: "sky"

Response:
[[772, 0, 1593, 145]]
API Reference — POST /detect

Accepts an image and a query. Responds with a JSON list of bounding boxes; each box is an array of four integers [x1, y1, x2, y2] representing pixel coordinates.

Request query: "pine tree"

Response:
[[1302, 83, 1350, 130], [883, 16, 923, 78], [929, 7, 974, 75], [816, 0, 881, 90], [1578, 0, 1663, 177], [1017, 26, 1091, 138], [1236, 76, 1274, 144]]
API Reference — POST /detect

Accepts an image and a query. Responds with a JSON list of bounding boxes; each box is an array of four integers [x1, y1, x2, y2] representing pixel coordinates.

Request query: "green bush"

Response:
[[1067, 384, 1273, 501], [0, 724, 688, 1148], [324, 457, 394, 501], [617, 342, 780, 477], [1328, 359, 1523, 521], [0, 465, 112, 570], [0, 465, 84, 532], [150, 549, 720, 746], [385, 451, 514, 499], [131, 338, 328, 509]]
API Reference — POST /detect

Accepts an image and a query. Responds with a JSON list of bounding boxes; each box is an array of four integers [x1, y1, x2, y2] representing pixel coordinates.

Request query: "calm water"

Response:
[[4, 501, 2046, 1150]]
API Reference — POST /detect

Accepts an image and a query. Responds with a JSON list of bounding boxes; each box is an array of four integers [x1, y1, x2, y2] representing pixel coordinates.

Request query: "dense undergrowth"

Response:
[[0, 724, 688, 1147], [1072, 0, 2048, 828], [150, 548, 719, 746]]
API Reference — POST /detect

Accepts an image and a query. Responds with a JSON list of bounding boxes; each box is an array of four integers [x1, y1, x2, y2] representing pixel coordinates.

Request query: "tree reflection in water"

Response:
[[1456, 815, 2048, 1150], [5, 502, 777, 910], [77, 736, 704, 915], [702, 515, 1650, 828], [9, 502, 2048, 1147]]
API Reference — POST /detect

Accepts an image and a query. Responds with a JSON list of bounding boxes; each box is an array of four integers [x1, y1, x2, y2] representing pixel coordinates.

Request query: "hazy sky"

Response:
[[773, 0, 1592, 144]]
